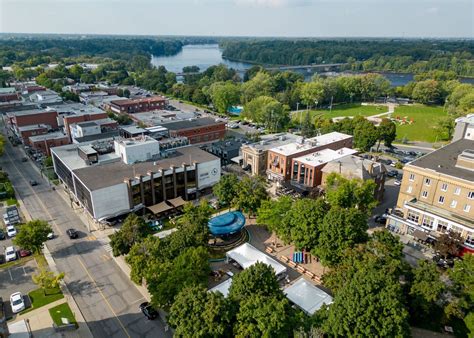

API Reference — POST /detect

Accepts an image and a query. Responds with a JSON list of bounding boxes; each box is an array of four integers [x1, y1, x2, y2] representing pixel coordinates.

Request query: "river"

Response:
[[151, 44, 473, 86]]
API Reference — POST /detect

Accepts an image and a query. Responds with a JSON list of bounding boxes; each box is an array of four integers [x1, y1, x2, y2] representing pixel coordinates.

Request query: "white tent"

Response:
[[284, 278, 333, 315], [209, 278, 233, 297], [226, 243, 287, 277]]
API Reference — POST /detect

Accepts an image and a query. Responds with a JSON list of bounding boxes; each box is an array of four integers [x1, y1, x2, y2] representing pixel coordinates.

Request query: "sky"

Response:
[[0, 0, 473, 38]]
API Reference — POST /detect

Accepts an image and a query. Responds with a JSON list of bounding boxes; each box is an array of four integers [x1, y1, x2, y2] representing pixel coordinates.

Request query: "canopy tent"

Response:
[[284, 278, 333, 315], [226, 243, 287, 277], [147, 201, 173, 215], [413, 229, 428, 242], [168, 196, 187, 208], [208, 278, 233, 298]]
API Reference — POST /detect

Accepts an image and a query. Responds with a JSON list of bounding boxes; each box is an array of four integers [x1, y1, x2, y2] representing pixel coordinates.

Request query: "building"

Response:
[[0, 87, 20, 102], [453, 114, 474, 142], [69, 118, 118, 142], [4, 108, 59, 142], [79, 91, 110, 105], [266, 132, 353, 183], [284, 278, 333, 315], [240, 133, 301, 176], [163, 118, 226, 144], [51, 139, 221, 221], [290, 148, 358, 191], [109, 96, 167, 114], [28, 90, 62, 104], [387, 139, 474, 252], [29, 132, 70, 156], [119, 125, 149, 139], [321, 155, 387, 201], [206, 139, 244, 165], [129, 110, 196, 127]]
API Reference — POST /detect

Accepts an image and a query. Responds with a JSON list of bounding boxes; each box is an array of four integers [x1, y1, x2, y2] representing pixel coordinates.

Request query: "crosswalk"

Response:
[[98, 238, 113, 254]]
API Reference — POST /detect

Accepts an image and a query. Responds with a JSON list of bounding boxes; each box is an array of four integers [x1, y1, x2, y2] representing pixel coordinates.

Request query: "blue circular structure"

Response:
[[208, 211, 246, 236]]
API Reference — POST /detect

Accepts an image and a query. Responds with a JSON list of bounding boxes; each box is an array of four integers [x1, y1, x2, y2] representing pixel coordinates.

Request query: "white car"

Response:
[[394, 180, 401, 186], [10, 292, 25, 313], [5, 246, 17, 262], [6, 225, 17, 237], [47, 231, 54, 240]]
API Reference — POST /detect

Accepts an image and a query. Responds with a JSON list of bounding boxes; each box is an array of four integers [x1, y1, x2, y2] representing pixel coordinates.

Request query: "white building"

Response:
[[284, 278, 333, 315], [114, 136, 160, 164]]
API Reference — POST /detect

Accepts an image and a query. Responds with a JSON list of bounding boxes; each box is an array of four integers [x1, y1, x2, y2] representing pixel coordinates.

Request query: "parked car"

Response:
[[10, 292, 25, 313], [374, 214, 388, 224], [387, 170, 398, 177], [5, 246, 17, 262], [21, 157, 28, 162], [139, 302, 159, 320], [66, 228, 78, 239], [29, 180, 38, 186], [394, 180, 401, 186], [0, 229, 5, 240], [47, 231, 54, 240], [19, 249, 32, 258], [6, 225, 17, 237]]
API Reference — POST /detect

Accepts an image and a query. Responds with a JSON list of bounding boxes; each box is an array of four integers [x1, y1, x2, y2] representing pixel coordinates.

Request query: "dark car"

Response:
[[0, 229, 5, 240], [19, 249, 32, 257], [21, 157, 28, 162], [374, 215, 388, 224], [139, 302, 159, 320], [66, 228, 78, 239], [29, 180, 38, 186], [387, 170, 398, 177]]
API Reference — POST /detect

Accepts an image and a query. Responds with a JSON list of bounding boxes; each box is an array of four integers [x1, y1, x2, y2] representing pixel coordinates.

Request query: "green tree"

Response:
[[353, 117, 378, 152], [241, 71, 274, 103], [13, 219, 52, 254], [213, 173, 239, 208], [168, 285, 233, 337], [109, 214, 152, 256], [322, 266, 410, 338], [233, 176, 269, 216], [257, 196, 293, 237], [147, 246, 210, 309], [234, 295, 294, 338], [377, 118, 397, 149], [314, 207, 368, 266], [300, 81, 325, 108], [32, 266, 64, 295], [447, 254, 474, 329], [412, 80, 441, 103], [300, 111, 316, 137], [68, 64, 83, 81], [229, 262, 282, 303], [436, 116, 456, 141], [209, 81, 241, 114]]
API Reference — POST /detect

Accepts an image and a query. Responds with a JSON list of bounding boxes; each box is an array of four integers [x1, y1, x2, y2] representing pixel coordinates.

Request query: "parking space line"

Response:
[[8, 268, 13, 281], [22, 266, 27, 276]]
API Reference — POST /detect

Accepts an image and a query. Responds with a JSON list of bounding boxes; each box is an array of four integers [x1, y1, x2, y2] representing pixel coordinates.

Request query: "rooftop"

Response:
[[131, 110, 196, 127], [455, 114, 474, 125], [321, 155, 387, 179], [225, 243, 287, 276], [294, 147, 358, 167], [270, 132, 352, 156], [75, 118, 116, 128], [120, 125, 148, 135], [8, 108, 54, 117], [284, 278, 333, 315], [29, 132, 68, 142], [17, 124, 49, 132], [71, 145, 218, 191], [407, 139, 474, 183], [162, 117, 225, 131], [244, 133, 301, 152], [48, 103, 104, 116], [110, 96, 166, 106], [0, 87, 16, 94], [208, 278, 233, 298], [73, 130, 119, 144]]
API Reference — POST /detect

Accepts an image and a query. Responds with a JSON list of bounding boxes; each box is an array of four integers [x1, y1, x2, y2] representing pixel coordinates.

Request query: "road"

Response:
[[0, 140, 171, 338]]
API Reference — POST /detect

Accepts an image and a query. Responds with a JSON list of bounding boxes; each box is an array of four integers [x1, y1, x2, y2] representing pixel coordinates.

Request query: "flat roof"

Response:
[[225, 243, 287, 276], [245, 133, 301, 152], [0, 87, 16, 94], [407, 139, 474, 182], [270, 132, 352, 156], [120, 125, 148, 135], [284, 278, 333, 315], [8, 108, 52, 117], [18, 124, 49, 131], [74, 130, 119, 143], [110, 96, 165, 106], [132, 111, 196, 126], [29, 132, 68, 142], [162, 118, 225, 131], [322, 155, 386, 179], [73, 145, 218, 191], [294, 148, 357, 167], [75, 118, 116, 128], [48, 103, 104, 116], [209, 278, 232, 298]]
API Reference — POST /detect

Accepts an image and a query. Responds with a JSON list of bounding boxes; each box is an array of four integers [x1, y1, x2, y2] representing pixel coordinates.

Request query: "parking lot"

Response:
[[0, 258, 38, 299]]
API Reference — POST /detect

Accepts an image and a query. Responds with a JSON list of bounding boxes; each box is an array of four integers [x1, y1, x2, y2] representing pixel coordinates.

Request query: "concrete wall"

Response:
[[91, 183, 130, 220], [114, 139, 160, 164]]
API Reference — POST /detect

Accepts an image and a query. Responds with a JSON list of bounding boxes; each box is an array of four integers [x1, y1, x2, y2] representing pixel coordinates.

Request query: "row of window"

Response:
[[408, 173, 474, 199], [408, 212, 469, 237]]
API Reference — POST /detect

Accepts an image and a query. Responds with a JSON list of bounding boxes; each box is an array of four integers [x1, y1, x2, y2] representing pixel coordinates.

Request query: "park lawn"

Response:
[[22, 288, 64, 314], [293, 103, 386, 122], [49, 303, 77, 328], [392, 105, 447, 143]]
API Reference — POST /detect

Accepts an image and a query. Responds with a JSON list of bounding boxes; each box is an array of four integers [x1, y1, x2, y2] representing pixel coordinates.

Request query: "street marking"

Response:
[[87, 235, 97, 241], [102, 255, 111, 261], [76, 257, 131, 338], [22, 266, 27, 276], [8, 268, 13, 281]]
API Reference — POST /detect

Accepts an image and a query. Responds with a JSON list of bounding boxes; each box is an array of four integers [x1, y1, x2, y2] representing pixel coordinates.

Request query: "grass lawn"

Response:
[[392, 105, 447, 143], [49, 303, 77, 328], [22, 288, 64, 314], [293, 103, 386, 122]]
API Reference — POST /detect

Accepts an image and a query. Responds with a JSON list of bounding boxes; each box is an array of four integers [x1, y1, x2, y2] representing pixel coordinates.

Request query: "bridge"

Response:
[[175, 63, 347, 76]]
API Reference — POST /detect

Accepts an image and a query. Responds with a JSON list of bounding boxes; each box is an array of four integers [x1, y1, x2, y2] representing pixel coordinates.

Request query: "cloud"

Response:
[[234, 0, 311, 8], [426, 6, 439, 13]]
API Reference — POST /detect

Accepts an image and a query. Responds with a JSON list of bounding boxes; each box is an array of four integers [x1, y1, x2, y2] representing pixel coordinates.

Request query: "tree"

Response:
[[257, 196, 293, 236], [434, 231, 463, 258], [109, 214, 152, 256], [436, 116, 456, 141], [409, 260, 445, 320], [300, 81, 325, 108], [412, 80, 441, 103], [13, 219, 52, 254], [241, 71, 274, 103], [447, 254, 474, 328], [32, 266, 64, 295], [229, 262, 282, 303], [168, 285, 233, 337], [353, 117, 378, 152], [209, 81, 241, 114], [233, 176, 269, 216], [147, 246, 210, 309], [377, 118, 397, 149], [322, 266, 410, 338], [314, 207, 368, 266], [213, 173, 239, 208], [301, 111, 316, 137], [234, 295, 294, 338]]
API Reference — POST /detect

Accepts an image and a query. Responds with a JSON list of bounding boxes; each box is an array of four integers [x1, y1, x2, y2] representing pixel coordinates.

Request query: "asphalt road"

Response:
[[0, 258, 38, 300], [0, 138, 171, 338]]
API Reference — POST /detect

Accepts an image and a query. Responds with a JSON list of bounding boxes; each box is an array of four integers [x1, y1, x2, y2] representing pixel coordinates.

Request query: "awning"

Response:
[[231, 155, 242, 164], [413, 229, 428, 241], [168, 196, 187, 208], [147, 201, 173, 215]]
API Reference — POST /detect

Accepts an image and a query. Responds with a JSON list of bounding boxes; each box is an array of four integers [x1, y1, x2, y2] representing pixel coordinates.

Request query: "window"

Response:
[[407, 211, 420, 223], [454, 187, 461, 195], [409, 173, 415, 181], [441, 183, 448, 192], [421, 191, 428, 198], [424, 178, 431, 186], [450, 200, 458, 208], [407, 186, 413, 193], [422, 216, 434, 229], [468, 191, 474, 199], [466, 235, 474, 247], [464, 204, 471, 213], [438, 196, 445, 204], [437, 221, 448, 233]]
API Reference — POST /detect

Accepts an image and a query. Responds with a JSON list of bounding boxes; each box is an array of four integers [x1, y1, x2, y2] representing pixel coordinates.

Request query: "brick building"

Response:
[[109, 96, 167, 114], [29, 132, 70, 156], [163, 118, 226, 144]]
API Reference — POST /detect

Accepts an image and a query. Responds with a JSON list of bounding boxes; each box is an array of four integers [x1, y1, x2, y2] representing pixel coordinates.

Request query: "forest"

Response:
[[221, 39, 474, 76]]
